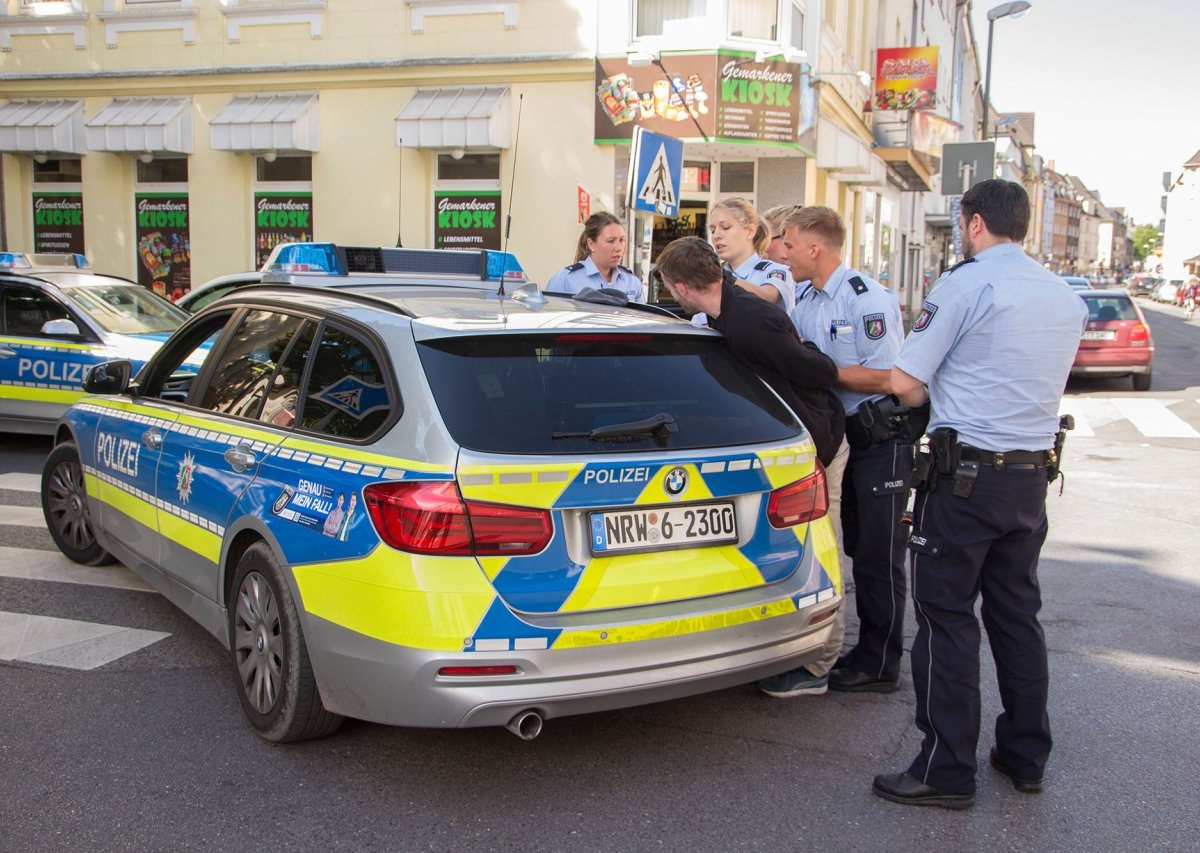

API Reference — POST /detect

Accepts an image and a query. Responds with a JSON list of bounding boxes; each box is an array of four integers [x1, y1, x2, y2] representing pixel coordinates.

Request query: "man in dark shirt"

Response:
[[654, 236, 845, 466]]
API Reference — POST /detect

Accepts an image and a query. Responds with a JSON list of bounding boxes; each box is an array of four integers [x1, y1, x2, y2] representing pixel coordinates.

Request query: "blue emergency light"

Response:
[[0, 252, 33, 270], [263, 242, 526, 283]]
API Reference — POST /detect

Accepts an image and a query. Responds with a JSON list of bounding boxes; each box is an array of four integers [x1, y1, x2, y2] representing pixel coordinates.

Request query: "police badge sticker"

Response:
[[864, 313, 886, 340], [912, 302, 938, 332], [176, 451, 196, 504]]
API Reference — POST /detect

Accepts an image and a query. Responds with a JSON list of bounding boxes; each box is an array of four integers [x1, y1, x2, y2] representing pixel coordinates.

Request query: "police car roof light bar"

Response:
[[263, 242, 346, 275], [0, 252, 33, 270]]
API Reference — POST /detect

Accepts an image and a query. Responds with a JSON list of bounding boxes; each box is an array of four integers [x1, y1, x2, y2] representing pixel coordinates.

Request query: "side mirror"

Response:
[[84, 359, 133, 395], [41, 318, 81, 337]]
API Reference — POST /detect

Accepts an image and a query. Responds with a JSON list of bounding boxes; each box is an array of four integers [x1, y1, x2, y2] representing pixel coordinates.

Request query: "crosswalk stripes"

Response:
[[1060, 398, 1200, 439], [0, 472, 41, 492], [0, 491, 167, 671]]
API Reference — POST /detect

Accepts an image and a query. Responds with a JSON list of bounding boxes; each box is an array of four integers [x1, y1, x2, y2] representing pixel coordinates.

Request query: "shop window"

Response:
[[681, 160, 711, 194], [719, 162, 755, 194], [256, 155, 312, 182], [789, 1, 805, 51], [136, 158, 188, 184], [32, 158, 82, 184], [729, 0, 779, 40], [635, 0, 703, 38], [436, 152, 501, 182]]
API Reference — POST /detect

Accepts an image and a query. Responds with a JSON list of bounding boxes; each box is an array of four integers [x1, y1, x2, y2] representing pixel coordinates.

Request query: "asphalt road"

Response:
[[1, 295, 1198, 851]]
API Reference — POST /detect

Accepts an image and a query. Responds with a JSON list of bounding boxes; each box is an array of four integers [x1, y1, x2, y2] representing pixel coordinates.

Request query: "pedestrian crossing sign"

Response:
[[628, 127, 683, 219]]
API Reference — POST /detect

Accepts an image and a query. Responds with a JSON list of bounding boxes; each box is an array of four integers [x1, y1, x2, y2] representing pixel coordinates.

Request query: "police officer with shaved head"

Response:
[[873, 179, 1087, 809]]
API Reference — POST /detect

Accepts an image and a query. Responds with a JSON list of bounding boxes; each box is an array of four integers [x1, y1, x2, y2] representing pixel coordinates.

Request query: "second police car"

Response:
[[0, 252, 190, 434], [43, 243, 842, 741]]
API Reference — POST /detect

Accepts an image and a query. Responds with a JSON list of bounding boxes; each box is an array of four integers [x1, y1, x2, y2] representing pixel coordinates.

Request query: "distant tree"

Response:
[[1132, 224, 1161, 262]]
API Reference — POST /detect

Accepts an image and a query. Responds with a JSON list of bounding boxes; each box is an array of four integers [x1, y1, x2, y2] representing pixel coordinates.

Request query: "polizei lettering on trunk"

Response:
[[582, 467, 652, 486]]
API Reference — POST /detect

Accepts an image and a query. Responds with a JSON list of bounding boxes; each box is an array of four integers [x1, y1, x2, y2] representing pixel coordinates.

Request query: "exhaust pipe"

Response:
[[506, 710, 543, 740]]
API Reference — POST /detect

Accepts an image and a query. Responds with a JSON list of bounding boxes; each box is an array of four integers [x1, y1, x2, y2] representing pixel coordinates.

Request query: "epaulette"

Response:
[[566, 262, 585, 272], [947, 257, 977, 274], [848, 275, 869, 295], [617, 264, 633, 274], [754, 260, 772, 271]]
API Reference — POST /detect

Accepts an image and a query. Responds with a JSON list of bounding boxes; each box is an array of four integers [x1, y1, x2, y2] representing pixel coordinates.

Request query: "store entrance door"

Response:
[[646, 202, 708, 303]]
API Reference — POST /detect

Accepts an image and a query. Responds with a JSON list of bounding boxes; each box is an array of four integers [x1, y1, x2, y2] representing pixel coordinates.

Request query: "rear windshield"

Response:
[[1082, 295, 1138, 323], [417, 333, 801, 454]]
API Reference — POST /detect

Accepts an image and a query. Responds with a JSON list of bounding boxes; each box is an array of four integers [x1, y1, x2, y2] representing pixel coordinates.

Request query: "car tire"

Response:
[[1132, 371, 1152, 392], [229, 541, 344, 743], [41, 441, 115, 567]]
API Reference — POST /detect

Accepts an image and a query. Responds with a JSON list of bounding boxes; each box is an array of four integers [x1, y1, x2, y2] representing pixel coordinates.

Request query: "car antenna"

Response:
[[395, 136, 404, 247], [499, 93, 524, 297]]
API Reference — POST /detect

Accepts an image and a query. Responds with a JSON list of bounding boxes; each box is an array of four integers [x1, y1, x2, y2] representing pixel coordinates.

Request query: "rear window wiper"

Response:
[[552, 412, 677, 441]]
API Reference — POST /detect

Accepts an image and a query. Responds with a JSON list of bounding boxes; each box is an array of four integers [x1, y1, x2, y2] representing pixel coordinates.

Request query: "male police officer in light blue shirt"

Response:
[[779, 205, 916, 697], [872, 179, 1087, 810]]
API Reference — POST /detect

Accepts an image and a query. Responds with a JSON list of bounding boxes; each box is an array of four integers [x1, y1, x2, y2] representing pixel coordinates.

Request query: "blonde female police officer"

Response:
[[546, 212, 643, 301]]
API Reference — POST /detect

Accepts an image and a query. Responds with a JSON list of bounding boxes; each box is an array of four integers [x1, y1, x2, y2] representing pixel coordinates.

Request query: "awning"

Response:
[[877, 146, 934, 192], [85, 96, 193, 155], [395, 86, 510, 149], [210, 93, 319, 153], [0, 99, 85, 155]]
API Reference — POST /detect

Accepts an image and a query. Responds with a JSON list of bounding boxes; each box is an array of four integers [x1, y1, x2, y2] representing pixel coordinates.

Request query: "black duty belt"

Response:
[[956, 445, 1051, 469]]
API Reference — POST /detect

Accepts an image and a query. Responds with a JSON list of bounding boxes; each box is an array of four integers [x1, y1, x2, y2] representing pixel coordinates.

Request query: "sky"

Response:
[[968, 0, 1199, 227]]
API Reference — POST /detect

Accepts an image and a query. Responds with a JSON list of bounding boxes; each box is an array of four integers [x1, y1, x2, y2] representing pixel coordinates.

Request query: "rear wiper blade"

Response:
[[552, 412, 677, 441]]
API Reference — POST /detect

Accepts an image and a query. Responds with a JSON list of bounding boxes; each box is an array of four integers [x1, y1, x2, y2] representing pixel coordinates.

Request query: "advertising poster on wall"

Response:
[[594, 52, 813, 148], [32, 192, 85, 255], [254, 192, 314, 269], [134, 193, 191, 301], [874, 46, 939, 111], [434, 190, 502, 251]]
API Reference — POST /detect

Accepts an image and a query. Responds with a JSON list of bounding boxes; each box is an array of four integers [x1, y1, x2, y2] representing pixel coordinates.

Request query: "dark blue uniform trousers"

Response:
[[905, 464, 1053, 795], [841, 437, 914, 682]]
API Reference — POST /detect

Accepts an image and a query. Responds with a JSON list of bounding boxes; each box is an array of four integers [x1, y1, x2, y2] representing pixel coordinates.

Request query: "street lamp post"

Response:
[[982, 2, 1032, 140]]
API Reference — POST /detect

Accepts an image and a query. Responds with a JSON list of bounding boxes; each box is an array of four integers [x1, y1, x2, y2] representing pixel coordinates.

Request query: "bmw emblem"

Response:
[[664, 467, 688, 496]]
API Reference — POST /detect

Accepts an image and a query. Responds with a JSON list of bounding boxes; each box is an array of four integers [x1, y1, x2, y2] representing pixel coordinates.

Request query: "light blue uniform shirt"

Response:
[[545, 256, 643, 301], [790, 263, 902, 415], [733, 253, 796, 313], [691, 253, 795, 326], [895, 242, 1088, 451]]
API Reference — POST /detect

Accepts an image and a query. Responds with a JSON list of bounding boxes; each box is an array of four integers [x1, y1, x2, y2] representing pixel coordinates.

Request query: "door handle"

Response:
[[224, 445, 256, 473], [141, 428, 163, 451], [0, 345, 15, 359]]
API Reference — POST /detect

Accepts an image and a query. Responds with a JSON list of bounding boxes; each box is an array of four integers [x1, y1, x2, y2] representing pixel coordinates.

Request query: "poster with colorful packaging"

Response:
[[135, 193, 191, 301], [32, 192, 85, 255], [254, 192, 314, 269], [874, 47, 939, 111]]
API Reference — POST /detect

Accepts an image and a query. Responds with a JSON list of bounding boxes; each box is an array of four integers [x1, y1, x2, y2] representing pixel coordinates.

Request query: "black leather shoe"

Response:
[[829, 667, 900, 693], [872, 772, 975, 810], [989, 747, 1043, 794]]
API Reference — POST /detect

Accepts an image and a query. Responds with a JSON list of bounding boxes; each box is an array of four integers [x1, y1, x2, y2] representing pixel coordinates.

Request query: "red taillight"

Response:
[[767, 463, 829, 528], [1129, 323, 1150, 346], [437, 665, 518, 677], [363, 481, 552, 556]]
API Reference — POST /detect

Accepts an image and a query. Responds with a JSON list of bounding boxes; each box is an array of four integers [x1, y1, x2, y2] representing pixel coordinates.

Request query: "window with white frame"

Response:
[[635, 0, 704, 39], [17, 0, 82, 13], [729, 0, 779, 41], [788, 0, 804, 51]]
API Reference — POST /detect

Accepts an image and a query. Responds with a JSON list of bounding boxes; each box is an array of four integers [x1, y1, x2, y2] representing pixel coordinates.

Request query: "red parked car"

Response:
[[1071, 290, 1154, 391]]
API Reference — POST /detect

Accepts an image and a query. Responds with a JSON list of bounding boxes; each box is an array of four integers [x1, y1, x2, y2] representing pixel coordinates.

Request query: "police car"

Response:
[[0, 252, 189, 434], [42, 242, 842, 742]]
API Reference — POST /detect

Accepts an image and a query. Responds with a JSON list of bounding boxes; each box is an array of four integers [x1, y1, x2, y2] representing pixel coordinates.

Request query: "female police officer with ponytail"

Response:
[[546, 212, 643, 301]]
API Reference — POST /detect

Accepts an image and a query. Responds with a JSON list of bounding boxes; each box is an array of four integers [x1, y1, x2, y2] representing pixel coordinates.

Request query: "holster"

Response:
[[846, 395, 930, 450]]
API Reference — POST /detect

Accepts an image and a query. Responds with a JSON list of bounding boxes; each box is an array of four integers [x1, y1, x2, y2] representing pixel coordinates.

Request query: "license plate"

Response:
[[1082, 329, 1116, 341], [590, 502, 737, 554]]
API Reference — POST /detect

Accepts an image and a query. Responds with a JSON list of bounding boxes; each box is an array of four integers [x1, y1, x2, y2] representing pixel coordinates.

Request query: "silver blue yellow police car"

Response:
[[42, 243, 842, 742], [1, 252, 189, 434]]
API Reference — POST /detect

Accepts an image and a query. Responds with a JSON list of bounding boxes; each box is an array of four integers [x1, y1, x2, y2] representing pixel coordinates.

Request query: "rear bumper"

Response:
[[1072, 349, 1152, 374], [305, 596, 841, 728]]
